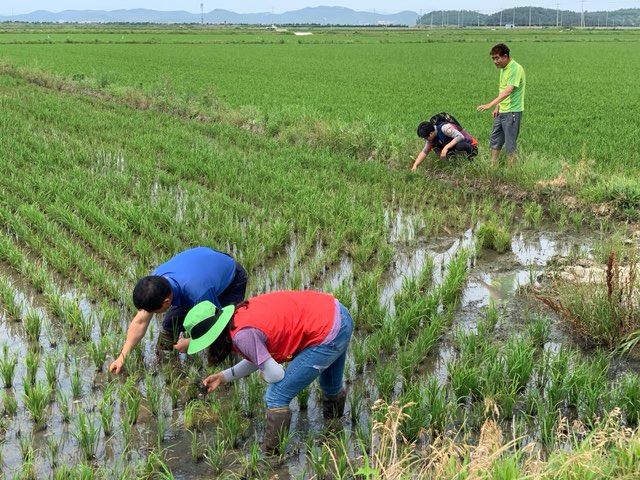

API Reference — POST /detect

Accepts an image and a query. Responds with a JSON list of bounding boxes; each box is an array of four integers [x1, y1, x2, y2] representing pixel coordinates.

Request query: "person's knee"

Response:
[[265, 387, 293, 409]]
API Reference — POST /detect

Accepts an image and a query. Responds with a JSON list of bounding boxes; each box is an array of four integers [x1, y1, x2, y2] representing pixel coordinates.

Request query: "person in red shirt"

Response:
[[183, 290, 353, 453]]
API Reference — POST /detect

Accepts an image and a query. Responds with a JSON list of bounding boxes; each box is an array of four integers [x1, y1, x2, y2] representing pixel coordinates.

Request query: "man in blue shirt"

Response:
[[109, 247, 247, 374]]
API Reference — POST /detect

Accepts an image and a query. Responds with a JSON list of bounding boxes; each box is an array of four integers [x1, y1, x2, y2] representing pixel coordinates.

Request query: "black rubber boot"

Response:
[[263, 407, 291, 454], [323, 389, 346, 419]]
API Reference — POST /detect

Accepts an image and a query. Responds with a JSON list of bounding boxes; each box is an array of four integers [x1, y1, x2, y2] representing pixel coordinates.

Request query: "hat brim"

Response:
[[187, 304, 235, 355]]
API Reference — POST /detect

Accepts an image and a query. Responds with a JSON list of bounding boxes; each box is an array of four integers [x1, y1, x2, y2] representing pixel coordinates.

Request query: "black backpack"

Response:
[[428, 112, 464, 130]]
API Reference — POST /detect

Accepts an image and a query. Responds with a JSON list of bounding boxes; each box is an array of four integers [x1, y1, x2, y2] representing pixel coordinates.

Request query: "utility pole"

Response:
[[581, 0, 585, 28], [500, 10, 503, 27], [512, 7, 515, 26], [201, 2, 204, 25], [529, 7, 532, 27], [605, 10, 608, 27], [477, 11, 480, 27], [556, 2, 559, 27], [430, 13, 433, 28]]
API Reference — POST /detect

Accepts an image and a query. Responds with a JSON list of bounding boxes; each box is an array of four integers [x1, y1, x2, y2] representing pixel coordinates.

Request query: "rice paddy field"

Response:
[[0, 25, 639, 479]]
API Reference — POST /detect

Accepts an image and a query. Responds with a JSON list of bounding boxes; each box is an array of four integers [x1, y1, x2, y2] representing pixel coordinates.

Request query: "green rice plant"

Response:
[[422, 376, 449, 434], [614, 373, 640, 425], [0, 344, 18, 388], [121, 412, 133, 452], [326, 430, 350, 480], [571, 210, 584, 230], [503, 336, 535, 393], [307, 442, 331, 480], [0, 277, 21, 320], [538, 400, 559, 449], [57, 390, 71, 423], [168, 375, 181, 408], [2, 390, 17, 416], [47, 434, 61, 470], [125, 388, 142, 425], [25, 348, 40, 386], [88, 336, 109, 372], [189, 429, 204, 462], [527, 315, 551, 347], [351, 339, 367, 373], [74, 409, 101, 461], [23, 308, 43, 342], [477, 300, 500, 338], [220, 407, 243, 448], [399, 385, 427, 442], [204, 434, 227, 475], [44, 352, 59, 389], [297, 385, 311, 411], [184, 399, 209, 431], [350, 384, 365, 424], [18, 430, 35, 463], [23, 380, 51, 429], [523, 201, 543, 228], [99, 394, 115, 436], [439, 248, 470, 309], [411, 314, 445, 364], [156, 413, 167, 446], [448, 357, 481, 403], [239, 437, 264, 478], [70, 359, 83, 398], [277, 424, 295, 463], [475, 221, 512, 253], [145, 372, 163, 418], [244, 373, 264, 418], [375, 361, 396, 402]]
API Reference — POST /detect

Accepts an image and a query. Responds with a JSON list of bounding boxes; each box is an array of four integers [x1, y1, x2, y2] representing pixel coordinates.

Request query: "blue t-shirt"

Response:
[[152, 247, 236, 309]]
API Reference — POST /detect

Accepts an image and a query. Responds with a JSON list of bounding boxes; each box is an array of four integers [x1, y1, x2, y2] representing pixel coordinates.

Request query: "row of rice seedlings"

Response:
[[0, 276, 22, 320], [74, 409, 101, 460], [438, 248, 471, 309], [2, 390, 18, 416], [145, 372, 164, 419]]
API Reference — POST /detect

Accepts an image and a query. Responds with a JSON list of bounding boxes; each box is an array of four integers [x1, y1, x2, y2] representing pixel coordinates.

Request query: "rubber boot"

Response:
[[263, 407, 291, 454], [323, 389, 346, 419]]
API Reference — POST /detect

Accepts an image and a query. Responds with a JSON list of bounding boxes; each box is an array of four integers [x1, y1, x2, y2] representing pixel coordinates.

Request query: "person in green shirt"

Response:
[[477, 43, 526, 166]]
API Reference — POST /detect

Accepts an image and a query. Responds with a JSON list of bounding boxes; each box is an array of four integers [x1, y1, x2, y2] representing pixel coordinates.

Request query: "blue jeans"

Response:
[[265, 303, 353, 409]]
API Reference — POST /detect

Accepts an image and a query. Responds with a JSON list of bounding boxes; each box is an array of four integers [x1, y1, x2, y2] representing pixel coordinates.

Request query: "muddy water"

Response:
[[0, 221, 625, 479]]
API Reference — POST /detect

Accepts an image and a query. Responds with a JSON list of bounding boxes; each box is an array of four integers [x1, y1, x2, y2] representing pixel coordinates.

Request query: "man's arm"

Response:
[[109, 310, 153, 374], [440, 124, 465, 158], [411, 143, 432, 172], [477, 85, 514, 112]]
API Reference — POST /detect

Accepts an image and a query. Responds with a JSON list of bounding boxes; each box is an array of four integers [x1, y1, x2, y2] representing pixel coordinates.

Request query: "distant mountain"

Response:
[[0, 6, 420, 26], [419, 7, 640, 27]]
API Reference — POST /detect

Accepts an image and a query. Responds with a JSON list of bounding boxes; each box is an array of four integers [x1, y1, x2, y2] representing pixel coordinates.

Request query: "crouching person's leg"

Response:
[[319, 303, 354, 419]]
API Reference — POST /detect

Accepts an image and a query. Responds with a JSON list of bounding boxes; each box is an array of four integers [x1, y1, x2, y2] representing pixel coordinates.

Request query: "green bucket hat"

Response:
[[184, 301, 235, 355]]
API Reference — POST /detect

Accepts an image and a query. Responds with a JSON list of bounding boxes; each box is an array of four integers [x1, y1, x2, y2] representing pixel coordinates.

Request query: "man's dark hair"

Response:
[[417, 121, 435, 139], [133, 276, 172, 311], [490, 43, 510, 57]]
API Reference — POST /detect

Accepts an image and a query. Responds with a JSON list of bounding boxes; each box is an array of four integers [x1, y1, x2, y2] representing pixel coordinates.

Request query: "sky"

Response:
[[2, 0, 638, 16]]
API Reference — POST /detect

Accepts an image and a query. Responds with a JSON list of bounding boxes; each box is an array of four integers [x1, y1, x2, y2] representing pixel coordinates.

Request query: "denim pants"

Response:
[[265, 303, 354, 409]]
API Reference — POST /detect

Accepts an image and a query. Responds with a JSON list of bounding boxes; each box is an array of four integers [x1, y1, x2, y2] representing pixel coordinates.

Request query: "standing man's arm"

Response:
[[477, 85, 514, 114], [109, 310, 153, 374]]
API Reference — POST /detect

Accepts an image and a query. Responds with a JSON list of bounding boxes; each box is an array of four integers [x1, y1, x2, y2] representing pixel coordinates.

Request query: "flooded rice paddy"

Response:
[[0, 215, 637, 479]]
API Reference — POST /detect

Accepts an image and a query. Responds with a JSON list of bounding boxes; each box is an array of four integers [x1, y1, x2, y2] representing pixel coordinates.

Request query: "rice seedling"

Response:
[[156, 413, 167, 446], [307, 441, 331, 480], [23, 380, 51, 429], [121, 412, 133, 452], [204, 434, 227, 475], [523, 202, 543, 228], [74, 409, 101, 460], [244, 373, 264, 418], [145, 372, 163, 418], [47, 434, 61, 469], [503, 336, 535, 393], [475, 221, 511, 253], [239, 437, 264, 478], [0, 344, 18, 388], [2, 390, 17, 416], [439, 248, 470, 308], [25, 348, 40, 386], [351, 339, 367, 374], [23, 308, 43, 342], [374, 361, 396, 402], [538, 400, 559, 449], [18, 430, 35, 463], [189, 429, 205, 462], [99, 394, 115, 436], [57, 390, 71, 423], [43, 352, 59, 389], [168, 375, 181, 409], [527, 315, 551, 347], [70, 359, 83, 398], [297, 385, 311, 411], [220, 407, 243, 448], [125, 388, 142, 425], [88, 336, 109, 372]]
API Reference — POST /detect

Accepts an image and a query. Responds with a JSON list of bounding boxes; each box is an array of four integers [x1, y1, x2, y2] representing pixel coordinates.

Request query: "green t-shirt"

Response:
[[498, 59, 525, 112]]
